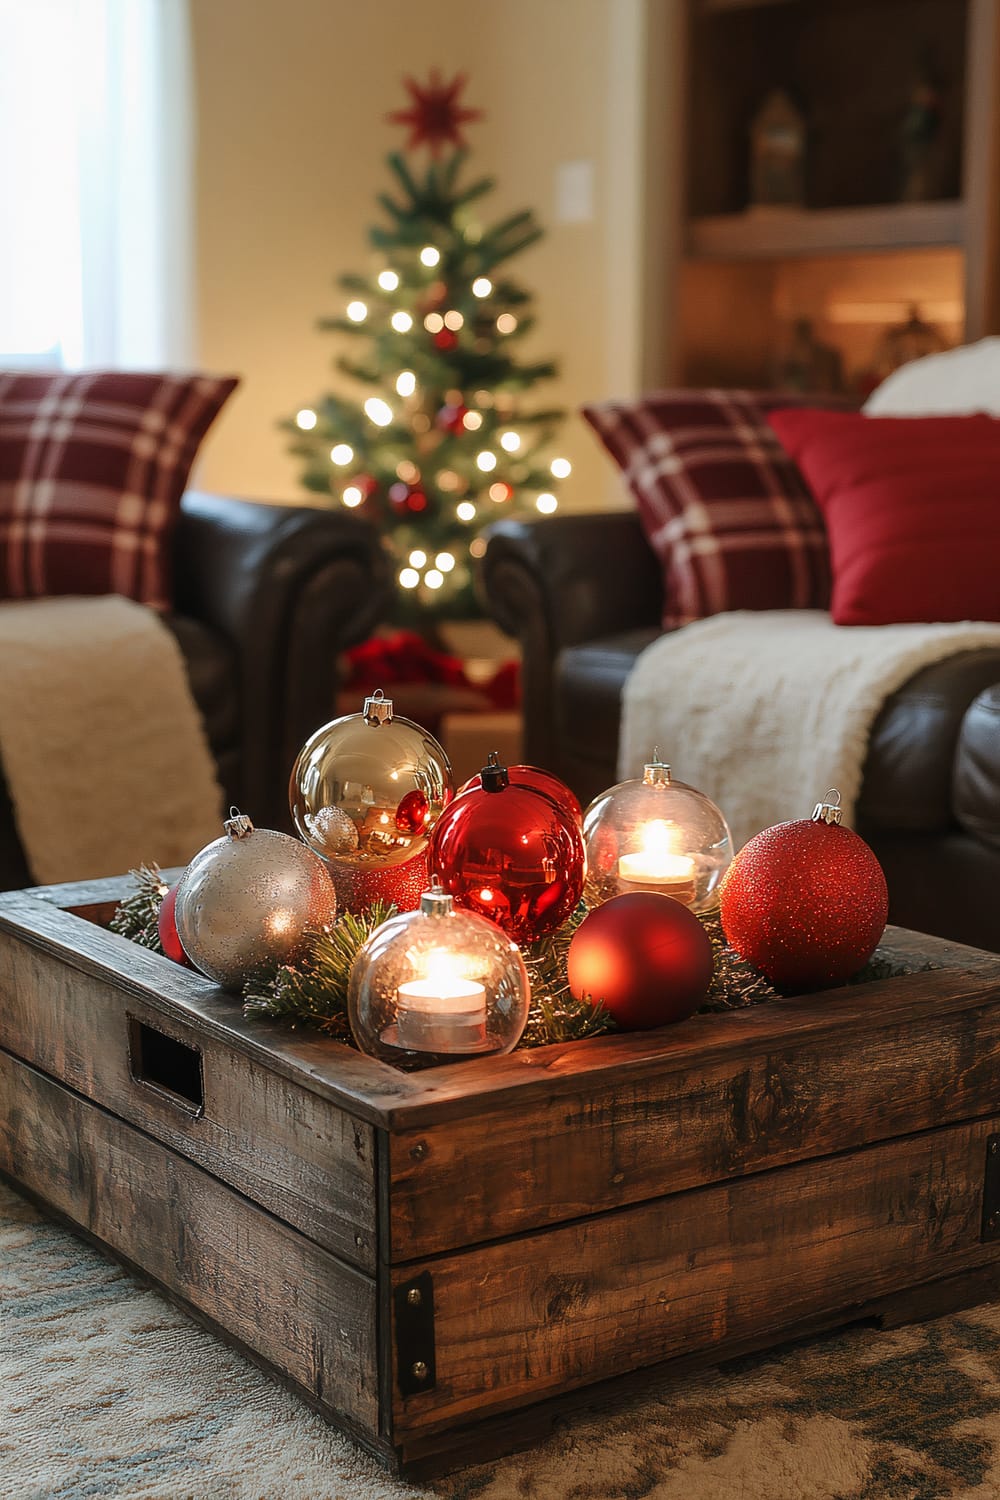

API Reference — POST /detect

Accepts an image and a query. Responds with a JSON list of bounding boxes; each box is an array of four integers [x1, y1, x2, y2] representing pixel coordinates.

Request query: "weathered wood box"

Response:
[[3, 877, 1000, 1476]]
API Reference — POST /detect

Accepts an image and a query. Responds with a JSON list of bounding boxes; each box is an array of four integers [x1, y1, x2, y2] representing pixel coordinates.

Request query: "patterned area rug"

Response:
[[5, 1179, 1000, 1500]]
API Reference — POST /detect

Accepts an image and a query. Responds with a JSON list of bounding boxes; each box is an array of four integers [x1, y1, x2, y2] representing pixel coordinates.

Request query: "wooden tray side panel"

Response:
[[0, 1049, 380, 1434], [0, 932, 377, 1270], [390, 973, 1000, 1259], [390, 1115, 1000, 1439]]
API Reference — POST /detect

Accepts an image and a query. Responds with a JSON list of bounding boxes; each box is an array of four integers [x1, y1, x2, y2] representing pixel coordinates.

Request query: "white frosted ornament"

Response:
[[174, 810, 337, 991]]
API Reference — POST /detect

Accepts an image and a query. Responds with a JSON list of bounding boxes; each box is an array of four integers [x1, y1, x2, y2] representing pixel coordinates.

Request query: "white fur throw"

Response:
[[0, 596, 223, 884], [619, 610, 1000, 850]]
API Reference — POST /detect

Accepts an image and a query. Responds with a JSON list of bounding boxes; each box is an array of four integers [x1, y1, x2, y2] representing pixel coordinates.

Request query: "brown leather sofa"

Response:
[[480, 510, 1000, 953], [0, 491, 391, 891]]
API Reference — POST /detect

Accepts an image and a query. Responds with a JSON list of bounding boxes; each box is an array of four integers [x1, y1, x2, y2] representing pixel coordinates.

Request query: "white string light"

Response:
[[364, 398, 393, 426]]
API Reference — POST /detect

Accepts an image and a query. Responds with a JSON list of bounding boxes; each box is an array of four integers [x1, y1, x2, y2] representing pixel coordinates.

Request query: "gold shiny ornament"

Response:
[[290, 691, 454, 879], [174, 810, 338, 992]]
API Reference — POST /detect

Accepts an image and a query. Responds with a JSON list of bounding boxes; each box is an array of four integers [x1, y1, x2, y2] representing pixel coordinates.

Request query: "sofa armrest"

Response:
[[479, 512, 662, 767], [174, 491, 391, 828]]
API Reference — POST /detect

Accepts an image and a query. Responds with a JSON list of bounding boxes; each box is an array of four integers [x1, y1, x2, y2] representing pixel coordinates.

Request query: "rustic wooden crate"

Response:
[[3, 875, 1000, 1476]]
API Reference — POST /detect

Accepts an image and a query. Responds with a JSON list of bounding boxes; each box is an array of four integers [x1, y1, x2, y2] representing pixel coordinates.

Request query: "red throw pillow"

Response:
[[767, 408, 1000, 626], [582, 390, 847, 629], [0, 370, 238, 611]]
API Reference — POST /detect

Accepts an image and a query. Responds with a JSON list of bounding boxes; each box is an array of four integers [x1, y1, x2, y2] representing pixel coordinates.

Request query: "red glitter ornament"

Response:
[[387, 71, 484, 156], [430, 753, 585, 943], [331, 848, 430, 916], [567, 892, 713, 1030], [720, 792, 889, 992], [459, 764, 583, 826], [157, 881, 192, 967]]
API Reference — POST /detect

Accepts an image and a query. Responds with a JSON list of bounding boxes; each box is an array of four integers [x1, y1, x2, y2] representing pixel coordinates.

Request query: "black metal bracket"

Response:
[[983, 1135, 1000, 1241], [394, 1270, 436, 1396]]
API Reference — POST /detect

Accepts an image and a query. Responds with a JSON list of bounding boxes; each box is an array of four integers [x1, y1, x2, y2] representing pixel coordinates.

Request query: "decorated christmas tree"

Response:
[[284, 73, 570, 620]]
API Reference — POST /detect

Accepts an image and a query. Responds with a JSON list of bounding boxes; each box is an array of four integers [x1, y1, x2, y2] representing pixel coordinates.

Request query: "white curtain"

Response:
[[0, 0, 193, 371]]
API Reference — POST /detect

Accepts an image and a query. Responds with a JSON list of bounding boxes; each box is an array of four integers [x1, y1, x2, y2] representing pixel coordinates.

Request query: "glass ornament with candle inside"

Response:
[[583, 757, 734, 913], [347, 884, 530, 1067]]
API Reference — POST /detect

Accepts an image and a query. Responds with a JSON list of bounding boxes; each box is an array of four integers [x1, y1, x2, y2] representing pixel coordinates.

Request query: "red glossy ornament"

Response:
[[157, 881, 192, 967], [459, 764, 583, 826], [430, 754, 585, 943], [567, 892, 713, 1030], [720, 793, 889, 992], [331, 848, 430, 916]]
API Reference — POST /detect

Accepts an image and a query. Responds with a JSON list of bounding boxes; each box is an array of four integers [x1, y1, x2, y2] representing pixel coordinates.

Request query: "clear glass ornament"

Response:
[[347, 886, 530, 1068], [290, 690, 453, 873], [583, 758, 734, 914]]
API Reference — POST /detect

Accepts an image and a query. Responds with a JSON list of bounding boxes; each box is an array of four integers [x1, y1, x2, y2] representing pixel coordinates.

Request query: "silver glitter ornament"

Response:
[[174, 810, 338, 991]]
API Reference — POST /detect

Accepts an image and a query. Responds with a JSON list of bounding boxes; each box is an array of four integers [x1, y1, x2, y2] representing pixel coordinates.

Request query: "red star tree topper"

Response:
[[388, 70, 484, 155]]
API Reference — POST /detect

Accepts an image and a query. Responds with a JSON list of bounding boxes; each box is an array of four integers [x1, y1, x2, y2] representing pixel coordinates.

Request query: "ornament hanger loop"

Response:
[[223, 808, 254, 839], [363, 687, 394, 726], [812, 788, 844, 826]]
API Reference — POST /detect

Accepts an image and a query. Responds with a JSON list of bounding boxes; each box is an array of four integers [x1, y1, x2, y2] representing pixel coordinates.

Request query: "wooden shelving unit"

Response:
[[673, 0, 1000, 388]]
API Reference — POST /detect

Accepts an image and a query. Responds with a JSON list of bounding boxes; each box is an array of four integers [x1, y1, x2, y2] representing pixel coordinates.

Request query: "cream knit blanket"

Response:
[[0, 596, 223, 884], [620, 610, 1000, 850]]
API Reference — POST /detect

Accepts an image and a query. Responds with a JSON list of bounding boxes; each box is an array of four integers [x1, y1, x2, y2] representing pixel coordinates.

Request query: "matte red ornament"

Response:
[[459, 764, 583, 826], [157, 881, 192, 967], [430, 754, 585, 943], [719, 795, 889, 991], [567, 893, 713, 1030]]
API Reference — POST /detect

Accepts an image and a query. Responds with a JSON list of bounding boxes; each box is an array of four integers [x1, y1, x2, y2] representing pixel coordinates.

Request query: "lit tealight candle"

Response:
[[618, 819, 696, 903], [396, 969, 488, 1053]]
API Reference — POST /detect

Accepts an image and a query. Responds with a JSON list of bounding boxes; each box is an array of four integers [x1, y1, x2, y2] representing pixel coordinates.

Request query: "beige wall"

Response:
[[190, 0, 674, 508]]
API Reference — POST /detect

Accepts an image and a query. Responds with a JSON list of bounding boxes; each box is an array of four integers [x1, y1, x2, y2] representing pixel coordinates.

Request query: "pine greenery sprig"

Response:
[[243, 901, 398, 1037], [108, 864, 168, 952], [698, 909, 779, 1010]]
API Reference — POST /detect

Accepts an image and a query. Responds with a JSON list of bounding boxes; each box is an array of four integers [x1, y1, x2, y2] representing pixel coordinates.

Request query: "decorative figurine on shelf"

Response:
[[772, 318, 844, 394], [749, 88, 806, 210], [899, 58, 945, 203], [869, 304, 949, 384]]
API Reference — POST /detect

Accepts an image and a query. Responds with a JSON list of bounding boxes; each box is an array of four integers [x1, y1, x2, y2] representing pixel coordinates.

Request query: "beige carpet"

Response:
[[5, 1180, 1000, 1499]]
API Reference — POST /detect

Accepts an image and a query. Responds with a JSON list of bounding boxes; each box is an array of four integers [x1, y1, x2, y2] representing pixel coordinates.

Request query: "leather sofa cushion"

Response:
[[858, 650, 1000, 834], [165, 616, 239, 757], [956, 683, 1000, 848]]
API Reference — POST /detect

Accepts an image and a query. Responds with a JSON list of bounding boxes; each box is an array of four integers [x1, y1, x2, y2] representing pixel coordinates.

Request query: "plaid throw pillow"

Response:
[[0, 370, 238, 611], [582, 390, 848, 629]]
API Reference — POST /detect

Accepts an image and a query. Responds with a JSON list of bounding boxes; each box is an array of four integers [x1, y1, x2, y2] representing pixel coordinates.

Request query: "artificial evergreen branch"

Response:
[[242, 901, 398, 1036], [108, 864, 168, 953]]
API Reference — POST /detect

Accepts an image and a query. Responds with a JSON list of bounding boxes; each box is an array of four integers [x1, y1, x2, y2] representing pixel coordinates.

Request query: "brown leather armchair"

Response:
[[480, 511, 1000, 953], [0, 491, 391, 891]]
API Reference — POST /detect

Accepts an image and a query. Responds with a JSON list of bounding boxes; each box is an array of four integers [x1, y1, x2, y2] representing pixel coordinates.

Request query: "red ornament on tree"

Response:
[[720, 791, 889, 992], [567, 892, 714, 1030], [430, 752, 585, 943], [156, 881, 192, 967], [459, 764, 583, 826]]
